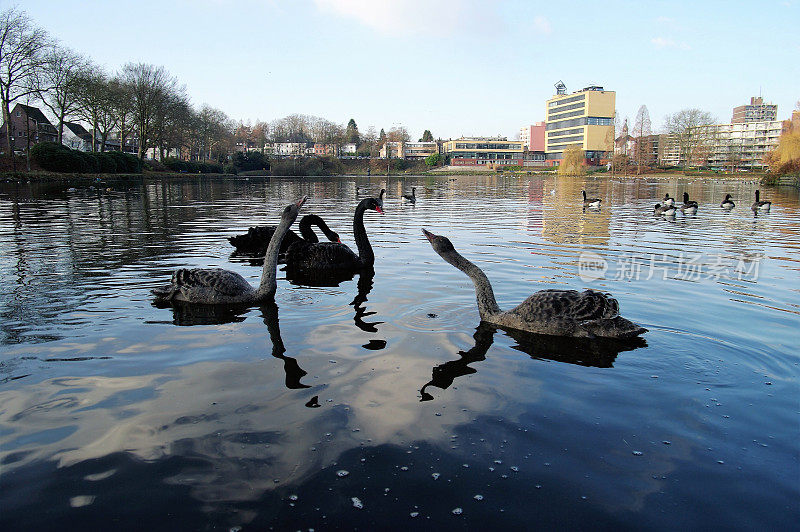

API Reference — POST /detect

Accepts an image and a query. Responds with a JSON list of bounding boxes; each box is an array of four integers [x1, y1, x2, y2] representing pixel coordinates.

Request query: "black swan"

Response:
[[663, 193, 675, 207], [403, 187, 416, 203], [285, 196, 383, 276], [680, 192, 698, 214], [228, 214, 340, 257], [422, 228, 646, 338], [751, 189, 771, 211], [654, 203, 676, 216], [582, 190, 601, 208], [152, 197, 305, 305], [720, 194, 735, 210]]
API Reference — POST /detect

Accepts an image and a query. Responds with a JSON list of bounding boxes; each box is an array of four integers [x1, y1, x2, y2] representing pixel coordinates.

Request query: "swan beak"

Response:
[[296, 196, 308, 208], [337, 238, 342, 244], [375, 206, 384, 214], [421, 228, 435, 241]]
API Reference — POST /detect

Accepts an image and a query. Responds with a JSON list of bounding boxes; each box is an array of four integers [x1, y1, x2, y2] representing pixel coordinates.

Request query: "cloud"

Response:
[[651, 36, 691, 50], [533, 15, 552, 35]]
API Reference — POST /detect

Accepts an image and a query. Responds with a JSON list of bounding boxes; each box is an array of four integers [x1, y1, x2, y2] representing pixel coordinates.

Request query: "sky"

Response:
[[9, 0, 800, 141]]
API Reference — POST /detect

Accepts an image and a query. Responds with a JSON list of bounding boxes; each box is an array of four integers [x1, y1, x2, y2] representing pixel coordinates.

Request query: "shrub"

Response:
[[92, 152, 118, 173], [223, 164, 238, 175]]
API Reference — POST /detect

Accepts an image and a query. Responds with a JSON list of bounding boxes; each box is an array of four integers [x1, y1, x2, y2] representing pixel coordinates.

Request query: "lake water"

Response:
[[1, 174, 798, 530]]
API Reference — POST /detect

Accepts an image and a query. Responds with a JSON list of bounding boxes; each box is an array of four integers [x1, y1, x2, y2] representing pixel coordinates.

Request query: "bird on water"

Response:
[[422, 228, 646, 338]]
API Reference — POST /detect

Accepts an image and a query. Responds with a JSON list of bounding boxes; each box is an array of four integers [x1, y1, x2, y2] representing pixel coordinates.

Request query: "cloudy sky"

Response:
[[14, 0, 800, 140]]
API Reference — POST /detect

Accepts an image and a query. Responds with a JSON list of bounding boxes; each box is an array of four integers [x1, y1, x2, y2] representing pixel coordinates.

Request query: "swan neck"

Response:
[[353, 201, 373, 265], [441, 248, 501, 319], [257, 215, 293, 299], [298, 215, 320, 242]]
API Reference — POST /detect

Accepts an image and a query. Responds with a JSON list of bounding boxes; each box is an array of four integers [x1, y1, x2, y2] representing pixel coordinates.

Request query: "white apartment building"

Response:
[[660, 120, 782, 169]]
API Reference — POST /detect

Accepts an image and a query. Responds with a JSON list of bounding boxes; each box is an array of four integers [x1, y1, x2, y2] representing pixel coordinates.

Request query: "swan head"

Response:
[[378, 189, 386, 205], [654, 203, 662, 210], [664, 193, 671, 200], [422, 228, 455, 255], [365, 196, 384, 214], [724, 194, 732, 201], [282, 196, 307, 221], [683, 192, 689, 202]]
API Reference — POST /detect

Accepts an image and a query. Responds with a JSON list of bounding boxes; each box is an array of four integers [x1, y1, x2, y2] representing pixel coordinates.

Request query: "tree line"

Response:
[[0, 7, 432, 166]]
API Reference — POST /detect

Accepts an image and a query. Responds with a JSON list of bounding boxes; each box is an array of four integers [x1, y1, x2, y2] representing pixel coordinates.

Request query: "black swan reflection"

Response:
[[285, 196, 383, 280], [260, 301, 310, 390], [229, 214, 341, 259], [420, 322, 647, 401], [422, 228, 647, 338], [351, 269, 383, 333], [152, 197, 305, 305]]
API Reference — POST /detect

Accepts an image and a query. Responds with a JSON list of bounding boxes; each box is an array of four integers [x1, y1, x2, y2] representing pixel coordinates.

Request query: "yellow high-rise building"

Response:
[[545, 84, 615, 165]]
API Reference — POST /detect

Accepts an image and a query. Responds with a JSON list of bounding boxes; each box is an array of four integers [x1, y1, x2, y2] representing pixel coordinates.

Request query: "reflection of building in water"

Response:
[[540, 177, 610, 246]]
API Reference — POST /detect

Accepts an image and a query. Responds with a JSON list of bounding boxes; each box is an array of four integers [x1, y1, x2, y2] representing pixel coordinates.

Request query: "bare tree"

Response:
[[196, 104, 231, 161], [0, 7, 49, 163], [31, 45, 90, 144], [632, 105, 652, 174], [387, 126, 410, 142], [120, 63, 183, 159], [664, 108, 715, 169], [75, 68, 126, 152]]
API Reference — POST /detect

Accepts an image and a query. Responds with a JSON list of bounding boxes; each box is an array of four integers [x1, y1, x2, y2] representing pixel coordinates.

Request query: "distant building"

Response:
[[62, 122, 93, 152], [273, 142, 307, 156], [402, 141, 438, 159], [379, 141, 403, 158], [441, 137, 524, 166], [519, 122, 545, 151], [657, 120, 782, 169], [545, 84, 615, 166], [340, 143, 357, 155], [314, 143, 338, 156], [0, 103, 58, 154], [732, 96, 777, 123]]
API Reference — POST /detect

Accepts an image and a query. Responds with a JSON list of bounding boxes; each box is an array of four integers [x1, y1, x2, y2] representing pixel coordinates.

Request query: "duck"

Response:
[[680, 192, 698, 214], [751, 190, 771, 211], [654, 203, 676, 216], [663, 193, 675, 207], [152, 197, 306, 305], [422, 229, 646, 338], [403, 187, 416, 203], [720, 194, 735, 210], [582, 190, 601, 208]]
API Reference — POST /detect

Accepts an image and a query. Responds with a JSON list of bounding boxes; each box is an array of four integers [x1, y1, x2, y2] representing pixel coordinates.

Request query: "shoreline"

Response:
[[1, 169, 795, 187]]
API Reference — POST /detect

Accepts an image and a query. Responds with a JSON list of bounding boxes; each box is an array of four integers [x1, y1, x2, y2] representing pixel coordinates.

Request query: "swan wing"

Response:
[[509, 289, 619, 321], [171, 268, 254, 302]]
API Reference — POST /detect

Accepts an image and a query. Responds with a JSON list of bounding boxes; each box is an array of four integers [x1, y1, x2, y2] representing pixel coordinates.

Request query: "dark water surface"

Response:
[[1, 175, 798, 530]]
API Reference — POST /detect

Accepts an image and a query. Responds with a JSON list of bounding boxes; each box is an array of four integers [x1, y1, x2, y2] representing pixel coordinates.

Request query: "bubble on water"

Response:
[[501, 474, 508, 479], [289, 494, 298, 501], [493, 459, 502, 464], [229, 527, 242, 532], [535, 484, 542, 489], [662, 441, 671, 445], [632, 451, 643, 456], [452, 507, 463, 515], [488, 467, 495, 472], [410, 512, 419, 518], [474, 494, 483, 501], [435, 412, 442, 417], [432, 473, 440, 480], [336, 470, 349, 477], [351, 497, 363, 509], [401, 466, 409, 471], [462, 463, 469, 468], [717, 460, 725, 464], [544, 462, 551, 466]]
